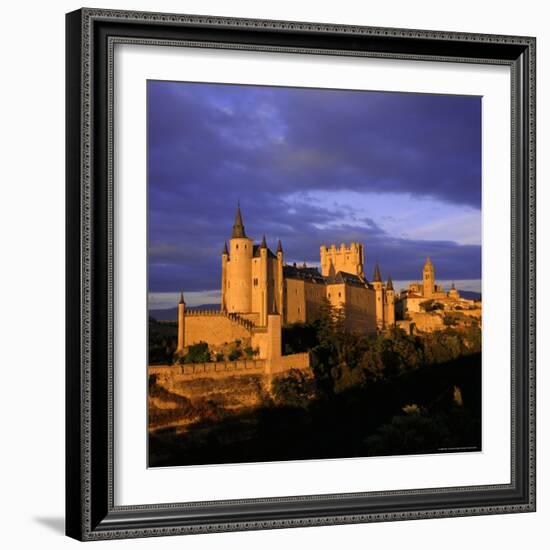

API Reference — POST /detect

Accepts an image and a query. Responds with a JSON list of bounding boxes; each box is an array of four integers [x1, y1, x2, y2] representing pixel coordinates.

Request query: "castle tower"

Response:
[[225, 204, 253, 313], [259, 235, 268, 326], [221, 241, 229, 311], [372, 261, 385, 330], [176, 291, 185, 353], [422, 256, 435, 298], [276, 239, 284, 317], [320, 242, 364, 278], [384, 276, 395, 327]]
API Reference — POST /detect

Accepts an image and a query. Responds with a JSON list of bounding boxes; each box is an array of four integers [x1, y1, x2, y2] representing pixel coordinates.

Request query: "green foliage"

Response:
[[282, 322, 319, 355], [243, 346, 254, 358], [183, 342, 211, 364], [215, 352, 224, 362], [148, 318, 177, 364], [271, 369, 312, 409], [228, 348, 242, 361]]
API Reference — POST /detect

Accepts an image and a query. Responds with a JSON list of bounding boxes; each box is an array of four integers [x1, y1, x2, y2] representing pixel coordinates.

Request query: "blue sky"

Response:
[[148, 81, 481, 306]]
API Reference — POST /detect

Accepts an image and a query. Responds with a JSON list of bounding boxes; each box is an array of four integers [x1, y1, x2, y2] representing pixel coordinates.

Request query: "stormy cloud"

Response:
[[148, 81, 481, 297]]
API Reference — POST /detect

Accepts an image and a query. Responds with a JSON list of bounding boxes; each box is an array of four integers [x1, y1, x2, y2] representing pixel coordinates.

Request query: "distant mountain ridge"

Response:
[[459, 290, 481, 301]]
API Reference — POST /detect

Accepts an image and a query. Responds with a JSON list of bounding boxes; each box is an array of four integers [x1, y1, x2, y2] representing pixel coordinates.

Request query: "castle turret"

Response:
[[221, 241, 229, 311], [422, 256, 435, 298], [259, 235, 268, 326], [372, 261, 385, 330], [226, 204, 253, 313], [176, 291, 185, 353], [385, 275, 395, 327], [276, 239, 284, 317]]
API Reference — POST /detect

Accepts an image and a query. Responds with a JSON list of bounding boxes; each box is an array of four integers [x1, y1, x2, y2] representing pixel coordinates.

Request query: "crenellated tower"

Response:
[[320, 242, 364, 279]]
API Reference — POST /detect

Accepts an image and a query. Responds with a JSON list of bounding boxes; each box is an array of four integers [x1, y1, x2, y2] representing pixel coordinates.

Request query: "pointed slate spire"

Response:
[[260, 234, 267, 249], [372, 261, 382, 283], [277, 239, 283, 254], [222, 241, 228, 255], [451, 281, 456, 289], [232, 202, 246, 238], [179, 291, 185, 305], [386, 275, 394, 290]]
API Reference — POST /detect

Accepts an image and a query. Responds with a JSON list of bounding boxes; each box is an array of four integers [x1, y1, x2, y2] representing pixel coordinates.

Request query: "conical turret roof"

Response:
[[386, 275, 394, 290], [222, 241, 228, 255], [372, 261, 382, 282], [277, 239, 283, 253], [232, 203, 246, 238], [179, 291, 185, 305], [260, 234, 267, 249]]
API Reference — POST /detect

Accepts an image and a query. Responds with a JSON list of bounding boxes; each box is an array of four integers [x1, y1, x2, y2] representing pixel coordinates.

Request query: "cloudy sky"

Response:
[[148, 80, 481, 307]]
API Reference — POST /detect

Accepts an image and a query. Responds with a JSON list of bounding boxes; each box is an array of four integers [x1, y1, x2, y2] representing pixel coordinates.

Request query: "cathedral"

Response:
[[177, 205, 395, 361]]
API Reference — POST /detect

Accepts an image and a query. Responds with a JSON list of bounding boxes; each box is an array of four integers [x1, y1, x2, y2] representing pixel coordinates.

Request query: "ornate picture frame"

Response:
[[66, 8, 536, 541]]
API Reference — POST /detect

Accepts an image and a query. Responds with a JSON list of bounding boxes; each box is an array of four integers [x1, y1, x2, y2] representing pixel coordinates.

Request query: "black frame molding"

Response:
[[66, 8, 536, 541]]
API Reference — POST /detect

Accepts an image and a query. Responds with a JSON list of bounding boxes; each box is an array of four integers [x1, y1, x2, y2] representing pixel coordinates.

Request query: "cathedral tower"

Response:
[[422, 256, 435, 298], [225, 204, 253, 313]]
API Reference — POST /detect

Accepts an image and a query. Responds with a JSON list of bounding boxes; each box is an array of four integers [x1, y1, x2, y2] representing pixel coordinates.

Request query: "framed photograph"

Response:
[[66, 8, 536, 541]]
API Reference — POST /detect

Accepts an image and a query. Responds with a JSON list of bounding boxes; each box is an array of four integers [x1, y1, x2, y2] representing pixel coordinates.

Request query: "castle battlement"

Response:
[[184, 309, 256, 331], [320, 241, 365, 279]]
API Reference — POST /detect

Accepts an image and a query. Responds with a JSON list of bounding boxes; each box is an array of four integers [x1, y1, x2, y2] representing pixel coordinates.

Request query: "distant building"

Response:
[[395, 257, 480, 329]]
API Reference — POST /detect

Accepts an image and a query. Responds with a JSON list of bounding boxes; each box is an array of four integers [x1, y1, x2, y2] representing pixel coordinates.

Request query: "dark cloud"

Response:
[[147, 81, 481, 293]]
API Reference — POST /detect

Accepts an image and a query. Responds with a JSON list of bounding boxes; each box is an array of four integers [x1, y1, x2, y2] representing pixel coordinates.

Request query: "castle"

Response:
[[175, 205, 395, 373]]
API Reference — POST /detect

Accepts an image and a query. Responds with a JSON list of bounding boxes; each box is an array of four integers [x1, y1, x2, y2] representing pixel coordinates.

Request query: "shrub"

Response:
[[228, 348, 242, 361], [183, 342, 211, 364]]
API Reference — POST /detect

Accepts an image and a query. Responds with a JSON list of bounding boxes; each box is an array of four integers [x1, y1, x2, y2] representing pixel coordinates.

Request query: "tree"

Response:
[[271, 369, 312, 408]]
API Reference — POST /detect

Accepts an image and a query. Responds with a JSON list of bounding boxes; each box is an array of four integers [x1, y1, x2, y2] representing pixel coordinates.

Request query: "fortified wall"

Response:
[[183, 309, 257, 348], [149, 351, 310, 387]]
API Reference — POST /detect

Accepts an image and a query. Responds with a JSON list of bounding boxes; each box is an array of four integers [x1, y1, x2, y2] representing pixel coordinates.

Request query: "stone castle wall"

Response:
[[184, 310, 253, 347], [150, 351, 310, 385], [150, 360, 267, 386], [269, 352, 311, 376]]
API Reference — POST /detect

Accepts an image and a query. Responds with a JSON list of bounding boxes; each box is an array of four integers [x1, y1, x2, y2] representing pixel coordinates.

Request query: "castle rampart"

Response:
[[184, 310, 254, 348]]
